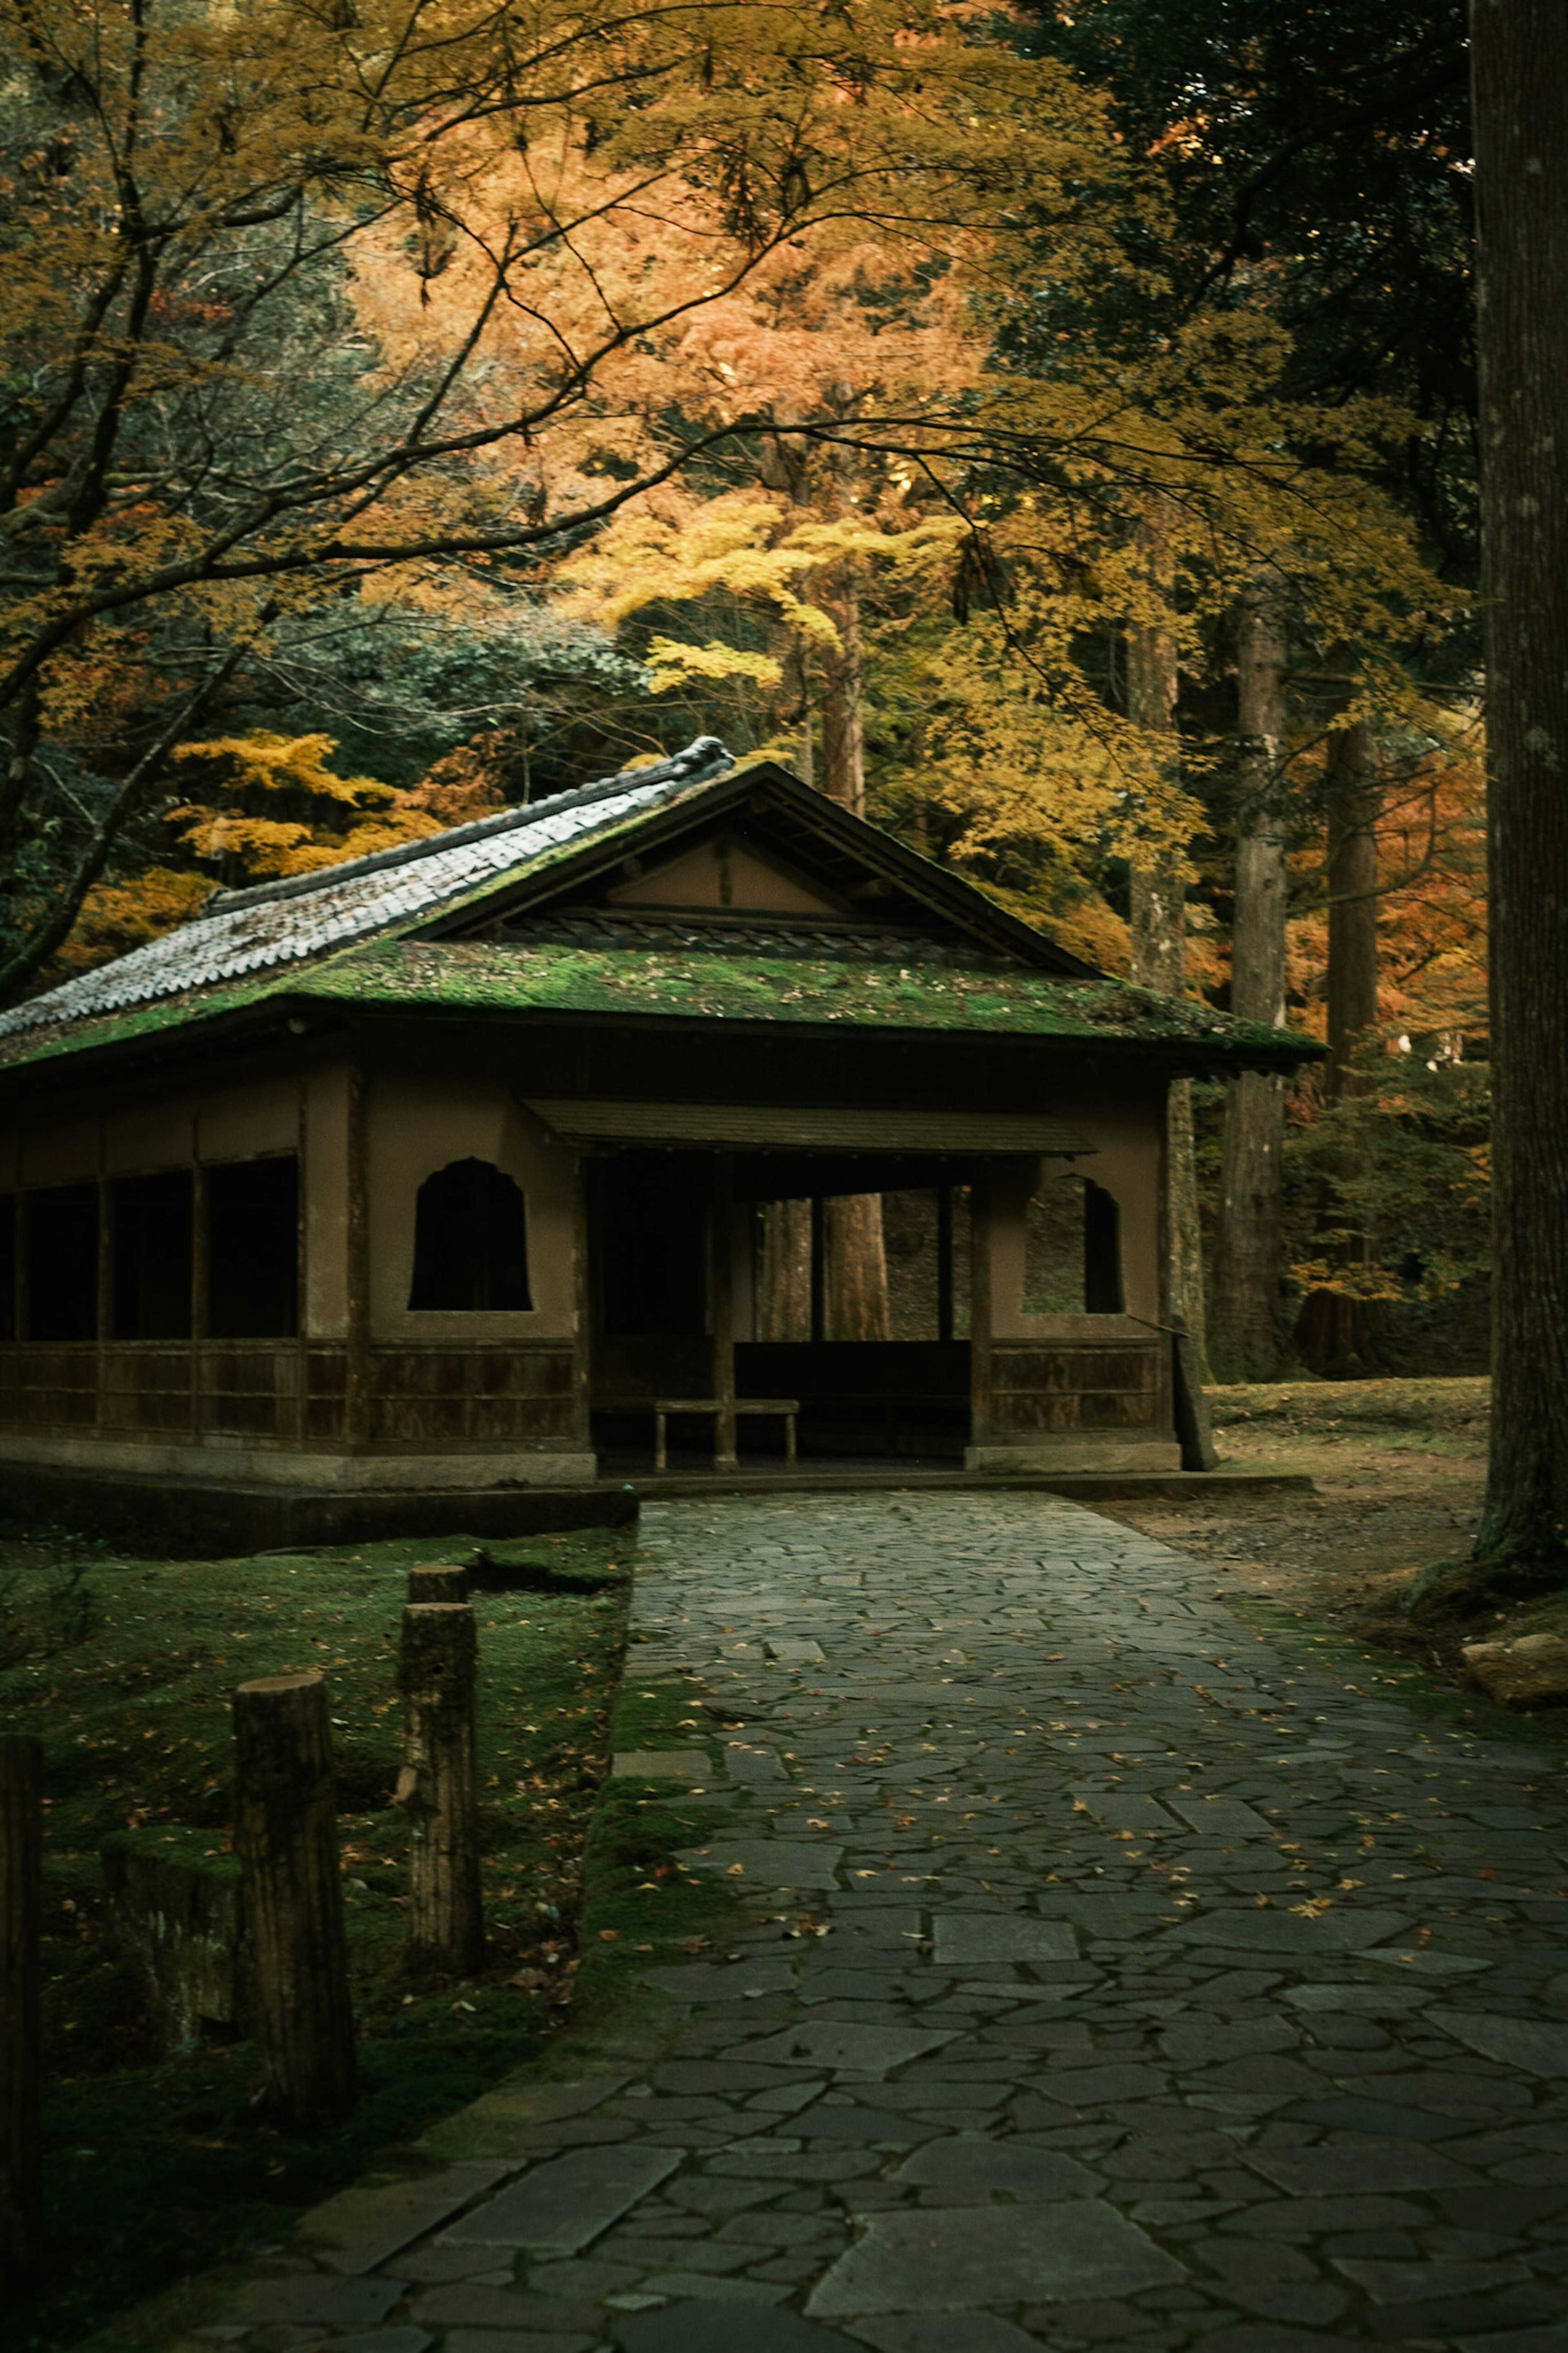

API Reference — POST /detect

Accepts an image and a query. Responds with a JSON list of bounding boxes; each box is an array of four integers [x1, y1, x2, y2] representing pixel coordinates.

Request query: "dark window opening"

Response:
[[27, 1181, 100, 1340], [206, 1156, 298, 1337], [1023, 1169, 1123, 1314], [0, 1195, 14, 1341], [598, 1154, 707, 1336], [408, 1158, 531, 1311], [1084, 1178, 1123, 1313], [112, 1169, 193, 1339]]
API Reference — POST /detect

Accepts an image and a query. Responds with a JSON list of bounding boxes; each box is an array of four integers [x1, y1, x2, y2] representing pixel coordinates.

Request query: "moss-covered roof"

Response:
[[0, 935, 1315, 1080], [300, 939, 1304, 1053]]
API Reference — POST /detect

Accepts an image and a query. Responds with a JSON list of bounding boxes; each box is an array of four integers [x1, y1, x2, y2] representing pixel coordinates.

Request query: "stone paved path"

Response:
[[205, 1494, 1568, 2353]]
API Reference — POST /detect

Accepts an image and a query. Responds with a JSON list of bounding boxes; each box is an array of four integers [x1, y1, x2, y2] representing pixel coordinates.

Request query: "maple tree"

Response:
[[0, 0, 1129, 1002]]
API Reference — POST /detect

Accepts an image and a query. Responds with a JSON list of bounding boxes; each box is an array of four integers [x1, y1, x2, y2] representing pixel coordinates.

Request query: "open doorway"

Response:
[[587, 1150, 975, 1465]]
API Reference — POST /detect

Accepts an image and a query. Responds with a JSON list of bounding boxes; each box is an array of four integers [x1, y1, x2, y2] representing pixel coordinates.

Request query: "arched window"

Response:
[[408, 1159, 532, 1311], [1022, 1170, 1123, 1315]]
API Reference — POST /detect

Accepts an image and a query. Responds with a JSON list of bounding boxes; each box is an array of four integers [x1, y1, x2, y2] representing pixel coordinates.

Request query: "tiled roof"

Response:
[[0, 737, 735, 1042]]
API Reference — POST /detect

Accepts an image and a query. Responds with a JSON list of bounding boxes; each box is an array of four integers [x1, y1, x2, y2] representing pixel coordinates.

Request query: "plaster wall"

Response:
[[105, 1100, 197, 1175], [608, 838, 838, 914], [989, 1089, 1163, 1342], [196, 1080, 295, 1164], [7, 1078, 298, 1187], [16, 1117, 99, 1186], [366, 1076, 577, 1343]]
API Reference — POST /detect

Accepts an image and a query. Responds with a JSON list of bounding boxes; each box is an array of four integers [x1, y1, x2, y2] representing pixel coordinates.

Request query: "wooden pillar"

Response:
[[232, 1673, 356, 2129], [969, 1162, 994, 1445], [808, 1193, 826, 1343], [936, 1175, 955, 1343], [345, 1065, 370, 1449], [0, 1734, 43, 2290], [710, 1155, 737, 1470], [399, 1603, 483, 1971]]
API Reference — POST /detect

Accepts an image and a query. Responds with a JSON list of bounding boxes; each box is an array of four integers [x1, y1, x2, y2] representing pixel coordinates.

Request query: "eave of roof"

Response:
[[293, 941, 1312, 1057], [0, 936, 1323, 1091]]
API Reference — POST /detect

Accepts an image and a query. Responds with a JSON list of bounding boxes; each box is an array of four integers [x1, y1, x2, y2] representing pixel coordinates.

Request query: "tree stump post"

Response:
[[231, 1673, 356, 2129], [0, 1734, 44, 2291], [398, 1603, 483, 1972], [407, 1564, 470, 1605]]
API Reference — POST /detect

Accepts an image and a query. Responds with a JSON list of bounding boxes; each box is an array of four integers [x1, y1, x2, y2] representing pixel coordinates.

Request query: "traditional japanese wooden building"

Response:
[[0, 738, 1310, 1539]]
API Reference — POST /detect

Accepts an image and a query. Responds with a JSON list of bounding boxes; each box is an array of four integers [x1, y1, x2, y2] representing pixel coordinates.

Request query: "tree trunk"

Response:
[[757, 1199, 811, 1341], [825, 1194, 891, 1340], [398, 1604, 484, 1972], [1210, 570, 1291, 1379], [1324, 720, 1381, 1085], [232, 1674, 356, 2129], [710, 1155, 738, 1469], [1471, 0, 1568, 1582], [1126, 549, 1206, 1361], [817, 558, 865, 815], [0, 1734, 43, 2292], [1296, 718, 1386, 1374]]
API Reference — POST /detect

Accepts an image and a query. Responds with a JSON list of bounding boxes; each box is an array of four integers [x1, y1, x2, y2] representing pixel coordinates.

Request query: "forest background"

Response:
[[0, 0, 1486, 1383]]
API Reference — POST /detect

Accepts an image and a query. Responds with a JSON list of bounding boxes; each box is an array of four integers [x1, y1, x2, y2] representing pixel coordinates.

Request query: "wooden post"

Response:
[[0, 1734, 43, 2290], [1172, 1321, 1219, 1472], [710, 1155, 737, 1470], [399, 1604, 483, 1971], [232, 1673, 356, 2129], [936, 1175, 954, 1342], [407, 1564, 470, 1604], [969, 1162, 994, 1448]]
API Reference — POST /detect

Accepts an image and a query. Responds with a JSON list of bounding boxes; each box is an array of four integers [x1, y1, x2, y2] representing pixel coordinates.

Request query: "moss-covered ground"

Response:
[[0, 1523, 630, 2353]]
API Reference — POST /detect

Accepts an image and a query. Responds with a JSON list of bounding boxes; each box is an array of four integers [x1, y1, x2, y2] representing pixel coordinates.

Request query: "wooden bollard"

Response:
[[398, 1604, 483, 1971], [0, 1734, 43, 2290], [407, 1563, 470, 1604], [232, 1673, 356, 2129]]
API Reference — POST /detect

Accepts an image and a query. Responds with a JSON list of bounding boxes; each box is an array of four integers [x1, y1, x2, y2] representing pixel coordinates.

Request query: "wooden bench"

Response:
[[653, 1397, 799, 1472]]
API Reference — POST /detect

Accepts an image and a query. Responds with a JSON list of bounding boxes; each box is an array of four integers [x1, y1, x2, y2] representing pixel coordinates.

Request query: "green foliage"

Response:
[[1285, 1044, 1490, 1305], [0, 1539, 103, 1670]]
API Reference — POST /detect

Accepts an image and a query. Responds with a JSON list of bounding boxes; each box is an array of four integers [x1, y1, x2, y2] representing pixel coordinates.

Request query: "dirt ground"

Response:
[[1102, 1376, 1493, 1658]]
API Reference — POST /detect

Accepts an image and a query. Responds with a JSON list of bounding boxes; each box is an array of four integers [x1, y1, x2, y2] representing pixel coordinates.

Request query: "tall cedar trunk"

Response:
[[1472, 0, 1568, 1575], [758, 425, 815, 786], [0, 1735, 43, 2290], [710, 1156, 738, 1468], [1211, 571, 1290, 1378], [825, 1194, 891, 1340], [800, 432, 886, 1328], [757, 1198, 811, 1340], [1126, 540, 1205, 1359], [399, 1603, 484, 1970], [818, 555, 865, 816], [232, 1674, 356, 2128], [1296, 719, 1385, 1372]]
